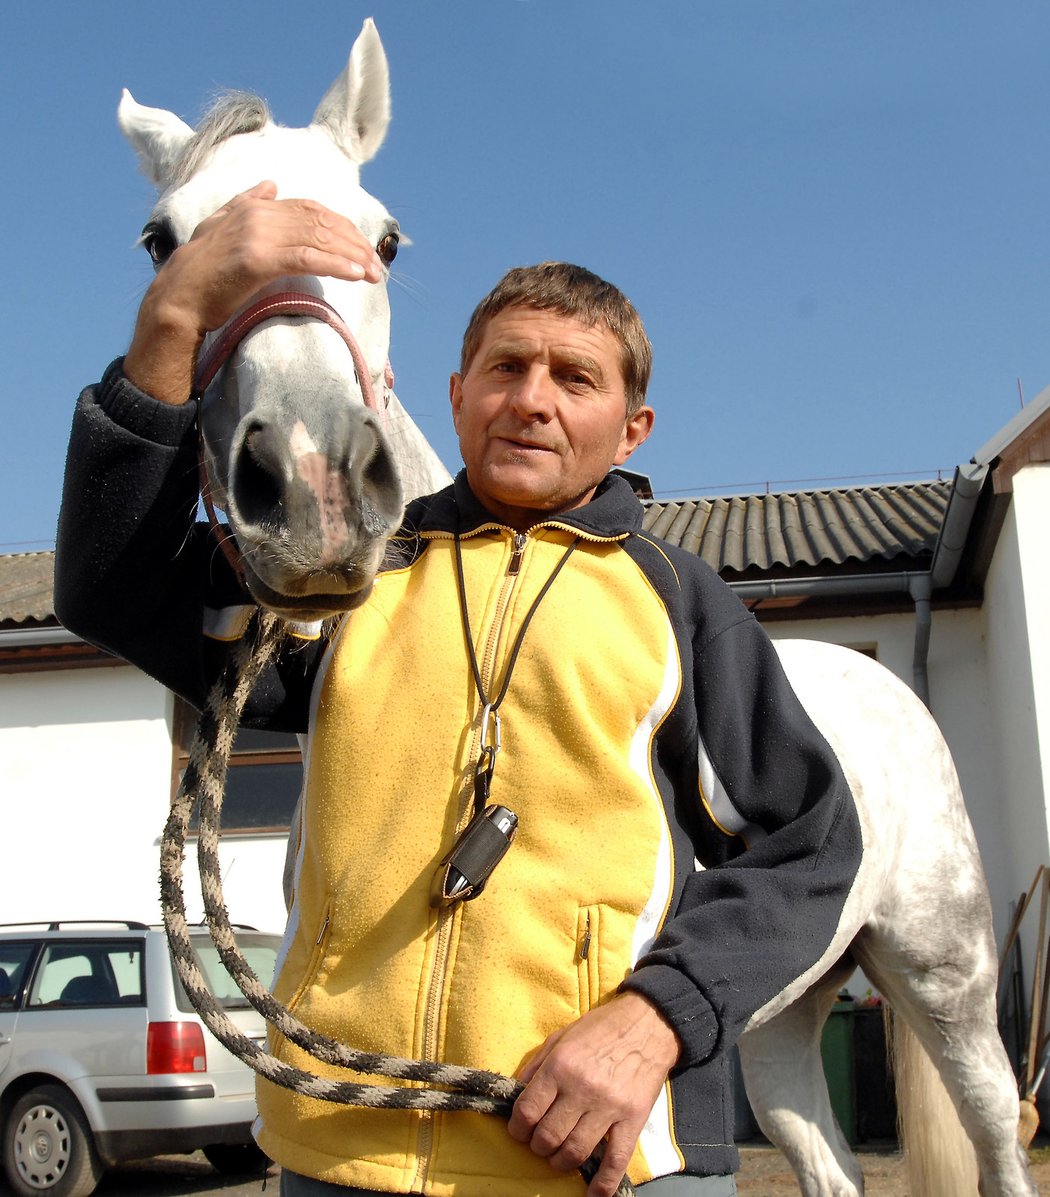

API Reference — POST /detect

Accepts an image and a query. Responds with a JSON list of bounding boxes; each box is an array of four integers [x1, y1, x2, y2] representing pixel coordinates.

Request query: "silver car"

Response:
[[0, 921, 280, 1197]]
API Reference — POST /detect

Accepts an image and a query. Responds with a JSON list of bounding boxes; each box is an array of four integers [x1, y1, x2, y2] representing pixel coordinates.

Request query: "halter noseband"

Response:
[[191, 290, 392, 584]]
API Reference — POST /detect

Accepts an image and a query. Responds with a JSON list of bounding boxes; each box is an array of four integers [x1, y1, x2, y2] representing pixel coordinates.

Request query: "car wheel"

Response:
[[3, 1085, 103, 1197], [202, 1141, 270, 1175]]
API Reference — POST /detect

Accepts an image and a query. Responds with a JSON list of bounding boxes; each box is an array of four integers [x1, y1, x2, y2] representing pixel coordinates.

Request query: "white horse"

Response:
[[118, 20, 1034, 1197]]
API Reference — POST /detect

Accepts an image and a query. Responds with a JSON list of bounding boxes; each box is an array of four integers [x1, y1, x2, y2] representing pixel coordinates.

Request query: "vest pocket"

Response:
[[576, 904, 601, 1014], [283, 899, 334, 1013], [269, 899, 334, 1063]]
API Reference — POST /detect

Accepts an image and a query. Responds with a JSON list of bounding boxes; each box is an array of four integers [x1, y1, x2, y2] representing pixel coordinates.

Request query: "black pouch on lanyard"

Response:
[[432, 805, 518, 906]]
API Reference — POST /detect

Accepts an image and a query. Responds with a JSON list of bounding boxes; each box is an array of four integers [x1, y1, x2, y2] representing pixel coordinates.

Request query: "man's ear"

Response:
[[449, 373, 463, 433], [614, 406, 655, 465]]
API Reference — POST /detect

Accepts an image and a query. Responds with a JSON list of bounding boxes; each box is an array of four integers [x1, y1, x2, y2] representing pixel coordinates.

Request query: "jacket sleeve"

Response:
[[54, 360, 319, 731], [621, 591, 863, 1069]]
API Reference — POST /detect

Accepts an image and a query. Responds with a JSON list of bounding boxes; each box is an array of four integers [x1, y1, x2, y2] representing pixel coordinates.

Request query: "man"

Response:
[[55, 186, 862, 1197]]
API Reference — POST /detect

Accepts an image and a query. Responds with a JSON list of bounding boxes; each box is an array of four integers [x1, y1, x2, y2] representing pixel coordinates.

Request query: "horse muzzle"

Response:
[[222, 401, 403, 618], [194, 290, 404, 619]]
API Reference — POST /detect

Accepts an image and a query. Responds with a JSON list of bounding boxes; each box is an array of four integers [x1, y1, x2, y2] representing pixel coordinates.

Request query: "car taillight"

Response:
[[147, 1022, 207, 1073]]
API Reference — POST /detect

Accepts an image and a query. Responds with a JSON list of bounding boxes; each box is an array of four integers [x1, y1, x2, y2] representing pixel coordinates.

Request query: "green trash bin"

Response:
[[853, 1004, 897, 1140], [821, 998, 857, 1145]]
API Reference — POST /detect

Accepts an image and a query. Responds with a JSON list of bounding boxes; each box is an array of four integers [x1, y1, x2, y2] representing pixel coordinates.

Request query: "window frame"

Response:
[[171, 698, 303, 836]]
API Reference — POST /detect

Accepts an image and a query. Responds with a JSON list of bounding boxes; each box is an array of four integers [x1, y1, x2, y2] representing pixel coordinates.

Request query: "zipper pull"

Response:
[[508, 532, 527, 575], [579, 913, 591, 961], [316, 914, 330, 945]]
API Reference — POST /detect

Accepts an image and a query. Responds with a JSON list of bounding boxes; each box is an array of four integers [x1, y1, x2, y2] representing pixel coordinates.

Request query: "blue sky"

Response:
[[4, 2, 1050, 551]]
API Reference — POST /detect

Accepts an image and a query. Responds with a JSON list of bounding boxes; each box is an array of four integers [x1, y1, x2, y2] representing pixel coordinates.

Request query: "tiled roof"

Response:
[[0, 552, 56, 624], [642, 480, 951, 575]]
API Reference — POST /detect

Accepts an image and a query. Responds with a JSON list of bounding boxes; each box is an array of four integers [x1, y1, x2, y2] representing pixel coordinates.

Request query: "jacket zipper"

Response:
[[508, 531, 526, 575], [413, 529, 526, 1190], [577, 906, 599, 1014]]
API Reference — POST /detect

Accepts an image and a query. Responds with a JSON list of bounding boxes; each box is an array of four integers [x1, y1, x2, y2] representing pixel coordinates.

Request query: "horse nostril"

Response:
[[363, 435, 391, 493], [232, 425, 285, 531], [362, 440, 403, 524]]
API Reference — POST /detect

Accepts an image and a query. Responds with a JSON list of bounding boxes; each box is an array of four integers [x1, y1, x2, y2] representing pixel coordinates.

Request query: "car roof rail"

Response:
[[0, 920, 151, 931], [187, 921, 259, 932]]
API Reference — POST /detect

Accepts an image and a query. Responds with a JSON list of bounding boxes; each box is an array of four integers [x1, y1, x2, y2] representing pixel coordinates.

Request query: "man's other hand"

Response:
[[507, 991, 681, 1197]]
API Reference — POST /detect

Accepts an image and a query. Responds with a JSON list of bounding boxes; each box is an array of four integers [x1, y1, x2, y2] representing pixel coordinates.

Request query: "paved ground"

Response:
[[0, 1152, 275, 1196], [736, 1139, 1050, 1195], [2, 1143, 1050, 1194]]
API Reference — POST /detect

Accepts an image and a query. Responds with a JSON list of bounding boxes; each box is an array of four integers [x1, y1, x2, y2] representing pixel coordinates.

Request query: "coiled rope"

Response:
[[160, 606, 635, 1196]]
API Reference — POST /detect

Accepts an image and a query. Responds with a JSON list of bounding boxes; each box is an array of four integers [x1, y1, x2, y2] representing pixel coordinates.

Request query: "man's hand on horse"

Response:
[[508, 991, 681, 1197], [124, 181, 385, 405]]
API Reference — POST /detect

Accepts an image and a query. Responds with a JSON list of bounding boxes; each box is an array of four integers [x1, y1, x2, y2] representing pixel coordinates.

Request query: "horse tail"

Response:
[[887, 1008, 980, 1197]]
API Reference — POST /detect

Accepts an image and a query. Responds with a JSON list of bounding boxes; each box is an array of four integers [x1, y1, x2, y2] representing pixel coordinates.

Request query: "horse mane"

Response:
[[171, 92, 273, 187]]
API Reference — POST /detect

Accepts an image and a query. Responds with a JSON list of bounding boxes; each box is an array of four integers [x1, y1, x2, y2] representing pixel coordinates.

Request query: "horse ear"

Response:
[[311, 17, 391, 165], [117, 89, 195, 188]]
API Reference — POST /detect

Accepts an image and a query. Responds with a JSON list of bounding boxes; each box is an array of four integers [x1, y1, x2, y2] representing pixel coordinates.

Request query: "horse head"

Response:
[[118, 19, 448, 622]]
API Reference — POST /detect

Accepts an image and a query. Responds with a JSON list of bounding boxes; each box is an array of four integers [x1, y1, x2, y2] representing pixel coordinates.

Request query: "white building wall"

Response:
[[983, 465, 1050, 935], [1013, 466, 1050, 812], [1, 666, 172, 926], [0, 665, 289, 934]]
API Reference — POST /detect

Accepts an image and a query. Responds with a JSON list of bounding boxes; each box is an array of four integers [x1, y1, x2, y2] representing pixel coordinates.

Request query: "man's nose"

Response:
[[508, 366, 555, 419]]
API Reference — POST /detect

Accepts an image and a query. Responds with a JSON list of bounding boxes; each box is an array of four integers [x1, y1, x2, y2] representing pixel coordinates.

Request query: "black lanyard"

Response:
[[453, 528, 581, 815]]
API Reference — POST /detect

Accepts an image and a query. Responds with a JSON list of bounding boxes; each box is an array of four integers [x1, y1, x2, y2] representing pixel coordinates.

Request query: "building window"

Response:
[[172, 699, 303, 835]]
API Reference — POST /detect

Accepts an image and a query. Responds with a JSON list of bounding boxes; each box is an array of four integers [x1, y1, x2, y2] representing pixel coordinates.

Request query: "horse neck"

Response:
[[384, 392, 453, 501]]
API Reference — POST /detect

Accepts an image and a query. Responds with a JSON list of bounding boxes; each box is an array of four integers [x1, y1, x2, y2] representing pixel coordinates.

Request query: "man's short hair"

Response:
[[459, 262, 653, 416]]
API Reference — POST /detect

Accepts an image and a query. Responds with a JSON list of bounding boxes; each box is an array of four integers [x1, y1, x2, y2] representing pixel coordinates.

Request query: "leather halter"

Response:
[[193, 290, 388, 412], [191, 290, 392, 584]]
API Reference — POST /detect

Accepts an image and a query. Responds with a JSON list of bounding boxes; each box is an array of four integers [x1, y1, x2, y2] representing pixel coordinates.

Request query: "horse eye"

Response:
[[376, 232, 399, 265], [142, 224, 177, 267]]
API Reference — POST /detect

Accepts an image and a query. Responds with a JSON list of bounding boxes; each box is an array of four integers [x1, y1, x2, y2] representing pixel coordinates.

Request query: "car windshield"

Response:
[[174, 933, 281, 1012]]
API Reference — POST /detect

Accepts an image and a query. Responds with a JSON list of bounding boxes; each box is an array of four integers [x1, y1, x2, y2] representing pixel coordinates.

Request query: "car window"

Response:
[[175, 935, 280, 1011], [0, 942, 37, 1008], [28, 940, 144, 1007]]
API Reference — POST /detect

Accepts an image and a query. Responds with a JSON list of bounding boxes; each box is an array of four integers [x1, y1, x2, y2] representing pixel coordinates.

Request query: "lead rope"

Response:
[[160, 606, 635, 1196]]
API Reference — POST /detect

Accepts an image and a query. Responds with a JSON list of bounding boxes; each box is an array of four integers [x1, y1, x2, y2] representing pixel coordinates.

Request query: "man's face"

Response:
[[449, 306, 654, 530]]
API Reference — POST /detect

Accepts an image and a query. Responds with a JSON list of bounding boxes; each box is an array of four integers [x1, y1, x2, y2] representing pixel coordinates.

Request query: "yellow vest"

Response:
[[256, 522, 685, 1193]]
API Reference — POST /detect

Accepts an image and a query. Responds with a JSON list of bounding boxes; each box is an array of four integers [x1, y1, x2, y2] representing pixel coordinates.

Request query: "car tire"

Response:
[[202, 1141, 270, 1175], [3, 1085, 103, 1197]]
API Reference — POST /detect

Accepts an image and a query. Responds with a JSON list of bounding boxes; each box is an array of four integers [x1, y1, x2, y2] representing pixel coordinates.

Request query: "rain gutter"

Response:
[[0, 625, 79, 648]]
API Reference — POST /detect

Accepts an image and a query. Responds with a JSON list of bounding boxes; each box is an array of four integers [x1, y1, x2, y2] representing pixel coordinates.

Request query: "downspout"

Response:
[[909, 574, 932, 706], [911, 463, 988, 708]]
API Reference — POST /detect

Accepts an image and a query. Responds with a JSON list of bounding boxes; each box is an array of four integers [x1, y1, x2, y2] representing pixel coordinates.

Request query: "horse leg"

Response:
[[739, 955, 865, 1197], [854, 929, 1037, 1197]]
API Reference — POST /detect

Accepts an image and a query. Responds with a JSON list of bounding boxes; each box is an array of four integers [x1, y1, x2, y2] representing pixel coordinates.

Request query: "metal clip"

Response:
[[479, 703, 501, 758], [474, 705, 502, 811]]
